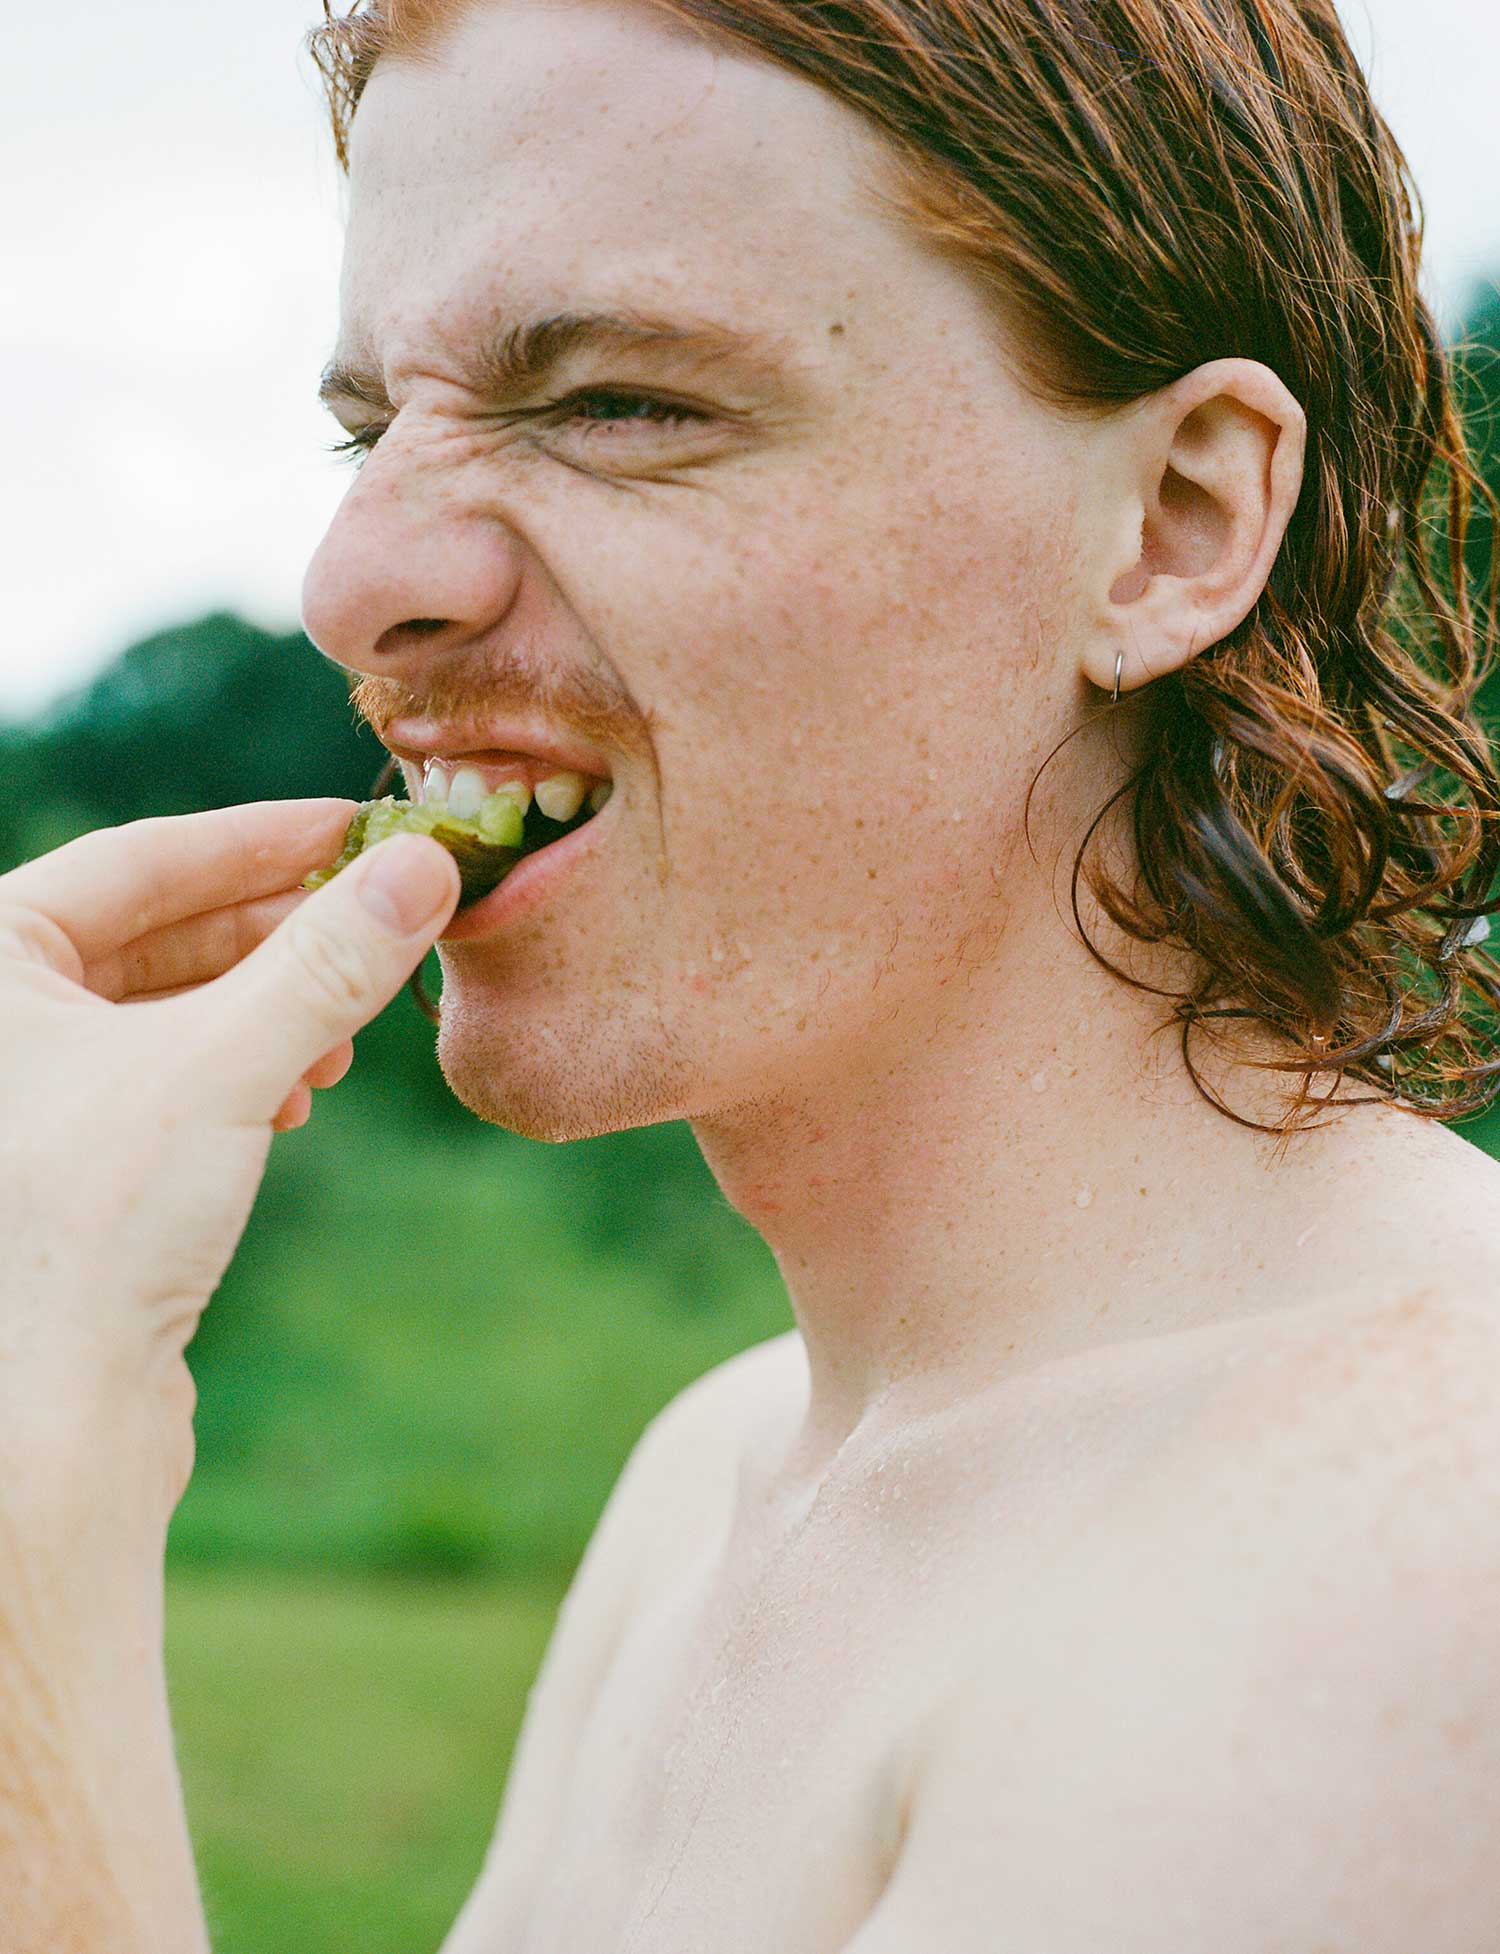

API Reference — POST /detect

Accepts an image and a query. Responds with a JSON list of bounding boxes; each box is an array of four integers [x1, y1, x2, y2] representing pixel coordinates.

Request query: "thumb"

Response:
[[202, 834, 461, 1119]]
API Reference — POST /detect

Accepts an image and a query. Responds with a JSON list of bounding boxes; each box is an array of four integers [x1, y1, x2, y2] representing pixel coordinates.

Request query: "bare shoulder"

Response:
[[438, 1332, 805, 1953], [1136, 1281, 1500, 1650], [614, 1327, 809, 1591], [1187, 1280, 1500, 1518], [639, 1323, 808, 1467], [534, 1326, 808, 1679], [555, 1326, 809, 1635], [632, 1328, 808, 1498], [538, 1323, 807, 1706], [1062, 1280, 1500, 1681], [850, 1291, 1500, 1954]]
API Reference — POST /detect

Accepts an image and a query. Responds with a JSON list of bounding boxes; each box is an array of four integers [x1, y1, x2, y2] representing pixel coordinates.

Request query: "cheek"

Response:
[[732, 444, 1067, 706], [651, 460, 1070, 860], [579, 430, 1077, 1036]]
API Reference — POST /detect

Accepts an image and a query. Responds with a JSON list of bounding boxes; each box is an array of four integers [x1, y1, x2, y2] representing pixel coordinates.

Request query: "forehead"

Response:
[[338, 0, 912, 370]]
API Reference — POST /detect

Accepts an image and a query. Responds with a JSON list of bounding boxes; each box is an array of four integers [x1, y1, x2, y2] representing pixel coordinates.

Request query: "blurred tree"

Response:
[[0, 613, 386, 850], [1454, 284, 1500, 674], [1456, 284, 1500, 507]]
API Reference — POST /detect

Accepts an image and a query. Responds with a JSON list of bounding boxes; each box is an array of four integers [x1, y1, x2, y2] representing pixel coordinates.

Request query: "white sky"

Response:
[[2, 0, 1497, 718]]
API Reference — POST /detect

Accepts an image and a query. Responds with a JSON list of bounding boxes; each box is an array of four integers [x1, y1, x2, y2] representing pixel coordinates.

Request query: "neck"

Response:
[[689, 866, 1420, 1475]]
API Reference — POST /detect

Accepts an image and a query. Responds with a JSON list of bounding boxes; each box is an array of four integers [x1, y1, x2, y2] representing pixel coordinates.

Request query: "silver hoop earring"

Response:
[[1110, 650, 1123, 706]]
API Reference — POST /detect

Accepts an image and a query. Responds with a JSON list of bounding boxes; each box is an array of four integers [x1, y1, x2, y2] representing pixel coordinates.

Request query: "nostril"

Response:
[[371, 617, 450, 658]]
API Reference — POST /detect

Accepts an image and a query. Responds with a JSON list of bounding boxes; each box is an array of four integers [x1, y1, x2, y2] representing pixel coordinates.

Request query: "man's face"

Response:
[[302, 0, 1100, 1140]]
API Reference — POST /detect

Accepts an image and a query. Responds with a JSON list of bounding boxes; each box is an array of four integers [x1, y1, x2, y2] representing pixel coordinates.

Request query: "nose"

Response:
[[300, 451, 524, 686]]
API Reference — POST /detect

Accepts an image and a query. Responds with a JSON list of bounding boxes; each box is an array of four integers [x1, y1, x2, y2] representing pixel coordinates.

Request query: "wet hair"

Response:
[[308, 0, 1500, 1133]]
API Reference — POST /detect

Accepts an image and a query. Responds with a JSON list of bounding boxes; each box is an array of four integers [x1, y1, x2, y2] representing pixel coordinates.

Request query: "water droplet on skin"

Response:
[[1075, 1185, 1094, 1209], [1030, 1072, 1048, 1093]]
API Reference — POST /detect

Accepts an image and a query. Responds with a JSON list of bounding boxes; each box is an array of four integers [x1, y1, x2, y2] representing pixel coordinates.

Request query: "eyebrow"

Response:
[[317, 308, 794, 411]]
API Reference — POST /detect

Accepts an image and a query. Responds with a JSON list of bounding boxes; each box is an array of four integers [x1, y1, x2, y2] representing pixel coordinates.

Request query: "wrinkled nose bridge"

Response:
[[359, 417, 474, 518], [340, 408, 535, 556], [302, 420, 528, 670]]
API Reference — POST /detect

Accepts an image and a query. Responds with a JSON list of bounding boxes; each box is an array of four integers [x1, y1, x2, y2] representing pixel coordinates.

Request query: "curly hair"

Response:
[[307, 0, 1500, 1134]]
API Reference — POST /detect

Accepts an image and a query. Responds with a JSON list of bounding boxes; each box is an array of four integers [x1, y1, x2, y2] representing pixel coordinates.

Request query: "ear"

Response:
[[1082, 359, 1307, 698]]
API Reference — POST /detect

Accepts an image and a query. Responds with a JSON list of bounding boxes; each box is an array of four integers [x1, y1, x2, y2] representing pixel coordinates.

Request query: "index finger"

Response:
[[0, 799, 358, 964]]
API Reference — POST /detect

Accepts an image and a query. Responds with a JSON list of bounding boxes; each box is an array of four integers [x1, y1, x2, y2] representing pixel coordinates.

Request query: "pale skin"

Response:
[[5, 0, 1500, 1948]]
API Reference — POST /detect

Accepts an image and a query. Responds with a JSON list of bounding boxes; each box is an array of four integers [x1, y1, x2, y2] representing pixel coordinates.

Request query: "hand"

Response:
[[0, 798, 460, 1516]]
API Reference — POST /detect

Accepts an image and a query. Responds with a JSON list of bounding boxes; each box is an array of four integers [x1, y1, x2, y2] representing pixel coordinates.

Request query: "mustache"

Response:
[[344, 643, 657, 767]]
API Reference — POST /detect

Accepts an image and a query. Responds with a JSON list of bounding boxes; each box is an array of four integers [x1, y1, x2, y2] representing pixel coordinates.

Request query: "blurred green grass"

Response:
[[167, 1568, 566, 1954], [169, 1074, 792, 1581]]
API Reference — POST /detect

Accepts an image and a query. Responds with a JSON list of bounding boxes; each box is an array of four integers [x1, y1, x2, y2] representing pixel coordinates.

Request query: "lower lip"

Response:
[[438, 798, 616, 941]]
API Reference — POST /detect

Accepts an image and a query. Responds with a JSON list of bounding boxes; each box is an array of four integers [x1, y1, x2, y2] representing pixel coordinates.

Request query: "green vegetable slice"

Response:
[[303, 795, 526, 905]]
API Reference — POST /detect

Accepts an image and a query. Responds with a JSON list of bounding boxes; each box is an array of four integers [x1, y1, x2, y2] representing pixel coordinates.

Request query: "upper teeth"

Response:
[[533, 772, 589, 822], [445, 766, 490, 820], [419, 759, 611, 826], [422, 760, 530, 814]]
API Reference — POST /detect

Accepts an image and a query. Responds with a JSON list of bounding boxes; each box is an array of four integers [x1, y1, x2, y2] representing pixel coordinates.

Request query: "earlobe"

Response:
[[1086, 359, 1306, 699]]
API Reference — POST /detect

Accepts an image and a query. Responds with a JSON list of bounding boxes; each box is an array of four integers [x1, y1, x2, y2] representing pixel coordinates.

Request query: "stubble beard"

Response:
[[434, 974, 703, 1143]]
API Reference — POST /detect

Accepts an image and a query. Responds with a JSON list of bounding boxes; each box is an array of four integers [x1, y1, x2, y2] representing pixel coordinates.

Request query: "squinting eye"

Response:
[[324, 388, 709, 467], [547, 388, 708, 434]]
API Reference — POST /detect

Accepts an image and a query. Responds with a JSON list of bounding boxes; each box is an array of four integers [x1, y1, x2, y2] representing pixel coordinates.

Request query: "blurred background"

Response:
[[3, 2, 1498, 1950]]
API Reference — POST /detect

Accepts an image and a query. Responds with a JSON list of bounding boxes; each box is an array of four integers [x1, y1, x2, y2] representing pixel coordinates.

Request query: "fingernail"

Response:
[[355, 837, 454, 934]]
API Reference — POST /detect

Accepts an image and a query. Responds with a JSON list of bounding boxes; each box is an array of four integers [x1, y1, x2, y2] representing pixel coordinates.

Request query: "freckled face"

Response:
[[301, 0, 1095, 1140]]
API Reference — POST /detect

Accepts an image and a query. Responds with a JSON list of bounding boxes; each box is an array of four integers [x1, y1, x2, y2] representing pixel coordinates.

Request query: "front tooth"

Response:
[[588, 779, 614, 814], [534, 771, 588, 822], [488, 778, 533, 816], [446, 766, 487, 820], [423, 760, 453, 806]]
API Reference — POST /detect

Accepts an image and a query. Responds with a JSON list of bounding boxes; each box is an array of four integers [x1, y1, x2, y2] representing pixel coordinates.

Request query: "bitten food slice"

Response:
[[304, 793, 526, 905]]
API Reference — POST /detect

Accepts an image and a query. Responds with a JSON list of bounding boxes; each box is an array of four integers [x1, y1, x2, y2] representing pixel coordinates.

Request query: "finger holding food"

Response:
[[0, 798, 359, 972]]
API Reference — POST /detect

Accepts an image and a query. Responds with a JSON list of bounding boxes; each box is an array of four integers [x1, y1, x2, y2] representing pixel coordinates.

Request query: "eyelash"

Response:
[[324, 387, 709, 463]]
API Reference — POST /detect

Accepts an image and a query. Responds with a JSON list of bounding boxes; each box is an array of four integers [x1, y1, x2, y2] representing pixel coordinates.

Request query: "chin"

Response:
[[434, 988, 700, 1143]]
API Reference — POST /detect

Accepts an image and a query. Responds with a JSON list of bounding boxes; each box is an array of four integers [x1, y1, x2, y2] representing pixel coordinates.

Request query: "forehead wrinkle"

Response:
[[318, 306, 801, 411]]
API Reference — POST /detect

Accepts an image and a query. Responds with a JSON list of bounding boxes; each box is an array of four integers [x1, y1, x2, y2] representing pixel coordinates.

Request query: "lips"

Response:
[[382, 717, 613, 784], [438, 778, 618, 940], [356, 717, 621, 930]]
